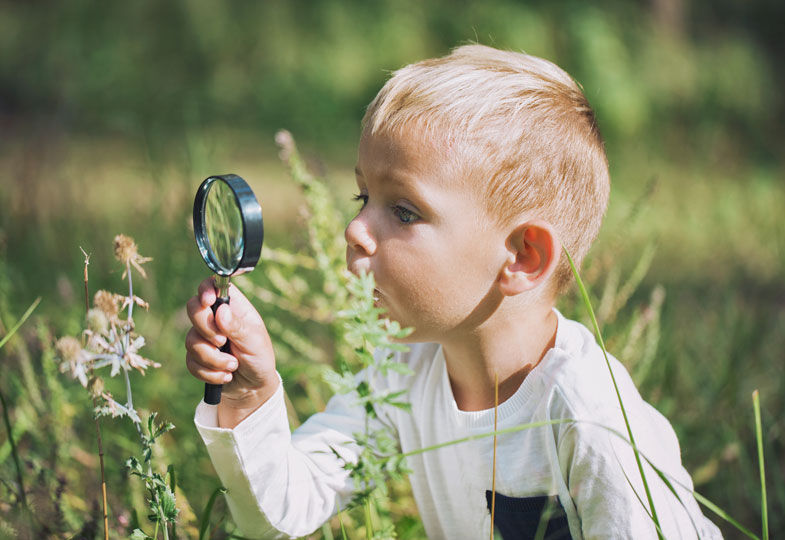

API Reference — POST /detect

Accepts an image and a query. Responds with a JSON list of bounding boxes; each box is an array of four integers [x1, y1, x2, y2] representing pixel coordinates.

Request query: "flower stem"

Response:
[[0, 388, 28, 511], [122, 260, 142, 437]]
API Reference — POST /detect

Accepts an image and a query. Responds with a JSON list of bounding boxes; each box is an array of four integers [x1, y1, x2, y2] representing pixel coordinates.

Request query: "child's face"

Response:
[[346, 128, 509, 342]]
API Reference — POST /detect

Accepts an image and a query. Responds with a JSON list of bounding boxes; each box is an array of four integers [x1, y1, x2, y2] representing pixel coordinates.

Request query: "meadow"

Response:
[[1, 123, 782, 539], [1, 1, 784, 538]]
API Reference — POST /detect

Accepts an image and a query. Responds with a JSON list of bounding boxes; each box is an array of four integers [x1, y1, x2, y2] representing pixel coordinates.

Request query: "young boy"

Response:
[[185, 45, 722, 539]]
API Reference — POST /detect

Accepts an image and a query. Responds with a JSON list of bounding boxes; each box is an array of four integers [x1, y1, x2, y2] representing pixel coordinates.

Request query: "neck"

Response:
[[441, 300, 558, 412]]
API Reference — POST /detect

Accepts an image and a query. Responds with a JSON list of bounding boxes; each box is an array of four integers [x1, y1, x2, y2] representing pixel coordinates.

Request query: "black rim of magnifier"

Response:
[[193, 174, 263, 406], [193, 174, 263, 276]]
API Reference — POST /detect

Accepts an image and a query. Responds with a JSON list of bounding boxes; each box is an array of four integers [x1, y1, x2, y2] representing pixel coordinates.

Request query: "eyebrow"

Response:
[[354, 166, 363, 177]]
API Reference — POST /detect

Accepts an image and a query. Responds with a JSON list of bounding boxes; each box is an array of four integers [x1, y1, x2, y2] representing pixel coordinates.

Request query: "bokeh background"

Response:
[[1, 1, 783, 538]]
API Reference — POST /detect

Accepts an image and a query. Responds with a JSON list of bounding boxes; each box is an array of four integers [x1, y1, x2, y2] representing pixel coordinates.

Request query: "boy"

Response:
[[185, 45, 721, 539]]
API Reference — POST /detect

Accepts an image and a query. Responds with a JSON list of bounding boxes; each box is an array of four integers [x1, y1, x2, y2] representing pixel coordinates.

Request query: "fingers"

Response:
[[186, 351, 234, 385], [185, 328, 238, 384], [186, 295, 226, 348], [197, 277, 218, 307]]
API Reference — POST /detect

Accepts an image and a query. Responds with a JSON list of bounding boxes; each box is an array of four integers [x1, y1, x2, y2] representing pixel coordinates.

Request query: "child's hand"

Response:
[[185, 278, 279, 416]]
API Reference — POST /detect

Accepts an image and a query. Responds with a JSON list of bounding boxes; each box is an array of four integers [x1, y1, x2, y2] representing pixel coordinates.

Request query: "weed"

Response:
[[54, 236, 179, 540]]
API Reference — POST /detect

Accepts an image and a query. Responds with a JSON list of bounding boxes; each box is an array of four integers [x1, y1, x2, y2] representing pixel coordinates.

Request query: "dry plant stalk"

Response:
[[80, 247, 110, 540], [490, 372, 498, 540]]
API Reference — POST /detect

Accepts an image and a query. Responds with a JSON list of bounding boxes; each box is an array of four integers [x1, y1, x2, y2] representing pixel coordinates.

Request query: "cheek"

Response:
[[382, 250, 466, 322]]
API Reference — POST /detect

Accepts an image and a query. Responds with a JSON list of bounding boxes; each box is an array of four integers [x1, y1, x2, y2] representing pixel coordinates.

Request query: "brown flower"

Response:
[[55, 336, 82, 362], [93, 290, 122, 320], [88, 376, 105, 398], [113, 234, 152, 279]]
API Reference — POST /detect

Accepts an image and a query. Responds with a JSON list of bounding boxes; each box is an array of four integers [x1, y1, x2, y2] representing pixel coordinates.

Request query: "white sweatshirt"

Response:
[[195, 309, 723, 539]]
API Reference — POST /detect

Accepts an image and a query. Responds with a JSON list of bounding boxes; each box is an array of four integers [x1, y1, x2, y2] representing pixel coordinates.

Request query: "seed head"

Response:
[[113, 234, 137, 263], [93, 290, 121, 319], [55, 336, 82, 363], [113, 234, 152, 279], [88, 376, 105, 398], [87, 307, 109, 333], [56, 336, 92, 387]]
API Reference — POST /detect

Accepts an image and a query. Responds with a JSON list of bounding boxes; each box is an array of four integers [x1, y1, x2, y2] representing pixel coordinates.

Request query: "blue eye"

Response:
[[392, 205, 419, 223]]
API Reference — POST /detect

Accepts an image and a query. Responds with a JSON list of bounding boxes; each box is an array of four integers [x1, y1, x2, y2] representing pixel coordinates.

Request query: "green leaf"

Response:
[[129, 529, 152, 540], [126, 456, 144, 476], [199, 486, 227, 540], [160, 485, 178, 521]]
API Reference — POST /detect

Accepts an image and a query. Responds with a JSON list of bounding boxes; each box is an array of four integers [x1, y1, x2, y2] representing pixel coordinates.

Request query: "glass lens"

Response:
[[204, 180, 244, 274]]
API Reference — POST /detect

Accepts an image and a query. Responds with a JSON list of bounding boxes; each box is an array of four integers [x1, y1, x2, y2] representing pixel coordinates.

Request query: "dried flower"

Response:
[[56, 336, 92, 387], [123, 335, 161, 375], [86, 307, 109, 333], [122, 295, 150, 312], [88, 376, 105, 398], [113, 234, 152, 279], [93, 290, 122, 321], [55, 336, 81, 362], [275, 129, 295, 162]]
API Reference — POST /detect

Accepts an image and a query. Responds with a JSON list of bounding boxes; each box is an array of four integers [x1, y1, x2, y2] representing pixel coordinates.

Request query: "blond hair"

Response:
[[363, 44, 610, 294]]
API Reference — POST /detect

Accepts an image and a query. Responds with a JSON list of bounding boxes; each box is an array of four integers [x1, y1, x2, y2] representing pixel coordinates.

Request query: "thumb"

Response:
[[213, 285, 269, 356]]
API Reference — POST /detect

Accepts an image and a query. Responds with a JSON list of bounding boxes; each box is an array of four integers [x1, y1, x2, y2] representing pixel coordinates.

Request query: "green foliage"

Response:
[[125, 414, 178, 535], [269, 132, 415, 535]]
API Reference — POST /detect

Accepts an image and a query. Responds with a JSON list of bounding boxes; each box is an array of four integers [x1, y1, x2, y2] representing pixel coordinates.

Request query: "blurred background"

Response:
[[1, 0, 783, 538]]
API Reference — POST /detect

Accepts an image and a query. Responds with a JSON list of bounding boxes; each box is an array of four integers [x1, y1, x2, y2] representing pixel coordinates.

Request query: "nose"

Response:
[[345, 213, 377, 260]]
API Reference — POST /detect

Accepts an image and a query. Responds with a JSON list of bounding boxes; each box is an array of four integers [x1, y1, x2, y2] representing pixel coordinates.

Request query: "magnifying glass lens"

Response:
[[204, 180, 244, 274]]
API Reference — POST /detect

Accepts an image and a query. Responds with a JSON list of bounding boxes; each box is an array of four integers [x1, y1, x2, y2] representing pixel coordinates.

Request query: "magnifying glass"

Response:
[[193, 174, 263, 405]]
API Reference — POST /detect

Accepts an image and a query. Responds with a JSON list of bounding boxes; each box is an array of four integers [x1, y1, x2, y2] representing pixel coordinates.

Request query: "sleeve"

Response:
[[194, 369, 398, 539], [557, 407, 723, 540]]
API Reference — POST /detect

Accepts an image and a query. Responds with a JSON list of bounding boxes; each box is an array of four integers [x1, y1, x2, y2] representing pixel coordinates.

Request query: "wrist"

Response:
[[216, 377, 280, 428]]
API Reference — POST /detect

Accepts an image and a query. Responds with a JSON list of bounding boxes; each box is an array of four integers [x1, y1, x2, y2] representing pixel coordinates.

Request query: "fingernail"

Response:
[[227, 360, 238, 370], [223, 373, 233, 383]]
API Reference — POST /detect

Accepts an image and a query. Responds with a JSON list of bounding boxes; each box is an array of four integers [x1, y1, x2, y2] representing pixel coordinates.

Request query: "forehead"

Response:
[[356, 126, 462, 189]]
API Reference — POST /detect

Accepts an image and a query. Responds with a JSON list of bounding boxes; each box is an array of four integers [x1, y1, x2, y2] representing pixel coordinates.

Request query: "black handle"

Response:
[[204, 296, 231, 405]]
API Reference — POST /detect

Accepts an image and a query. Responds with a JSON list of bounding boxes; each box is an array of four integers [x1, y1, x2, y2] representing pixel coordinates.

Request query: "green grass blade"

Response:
[[364, 498, 373, 539], [199, 486, 227, 540], [607, 423, 760, 539], [167, 464, 177, 540], [321, 521, 335, 540], [692, 490, 760, 540], [0, 296, 41, 515], [753, 390, 768, 540], [563, 247, 663, 539], [401, 419, 575, 459], [0, 297, 41, 350], [339, 511, 350, 540]]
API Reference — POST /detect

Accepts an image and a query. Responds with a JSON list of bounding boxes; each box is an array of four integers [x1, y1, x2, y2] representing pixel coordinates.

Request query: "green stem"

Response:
[[402, 419, 575, 458], [753, 390, 768, 540], [563, 247, 663, 539], [364, 498, 373, 540], [0, 297, 40, 522], [0, 388, 28, 510], [0, 297, 41, 350]]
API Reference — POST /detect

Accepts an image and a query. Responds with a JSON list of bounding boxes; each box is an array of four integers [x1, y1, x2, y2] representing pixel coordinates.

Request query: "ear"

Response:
[[498, 219, 560, 297]]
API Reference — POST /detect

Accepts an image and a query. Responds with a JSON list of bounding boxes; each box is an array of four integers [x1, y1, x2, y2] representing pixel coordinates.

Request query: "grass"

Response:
[[0, 129, 783, 538]]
